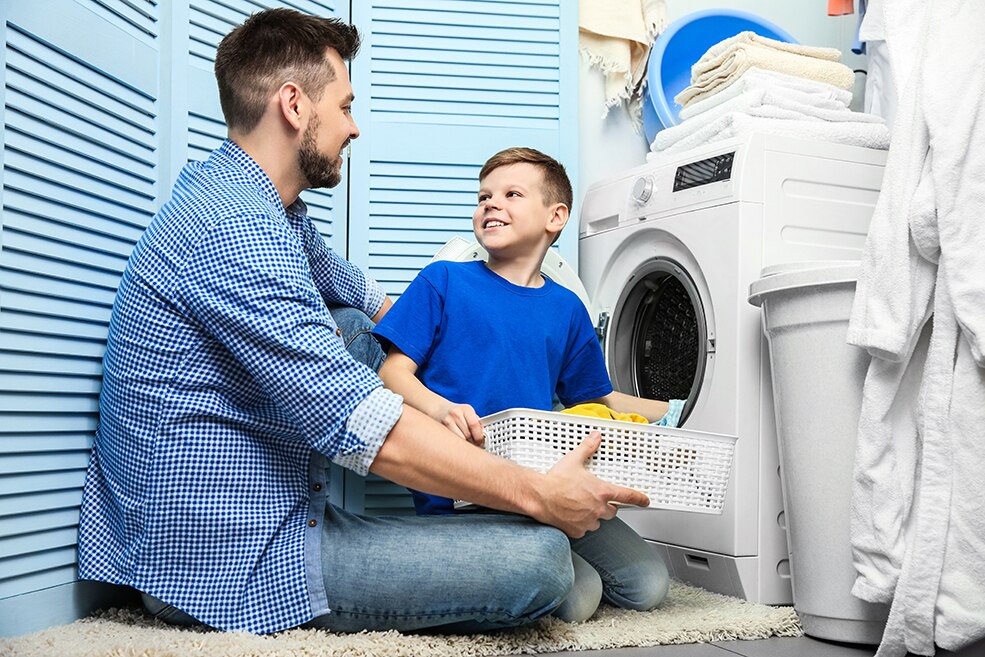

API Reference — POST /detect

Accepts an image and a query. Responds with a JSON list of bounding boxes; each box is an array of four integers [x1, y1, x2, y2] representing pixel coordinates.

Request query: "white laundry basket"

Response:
[[749, 262, 889, 644], [480, 408, 736, 514]]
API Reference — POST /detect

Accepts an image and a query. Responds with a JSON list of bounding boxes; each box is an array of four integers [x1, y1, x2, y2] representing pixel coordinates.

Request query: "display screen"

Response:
[[673, 152, 735, 191]]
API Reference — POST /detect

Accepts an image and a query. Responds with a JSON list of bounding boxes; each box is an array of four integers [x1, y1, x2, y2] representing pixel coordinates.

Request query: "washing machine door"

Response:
[[605, 257, 710, 425]]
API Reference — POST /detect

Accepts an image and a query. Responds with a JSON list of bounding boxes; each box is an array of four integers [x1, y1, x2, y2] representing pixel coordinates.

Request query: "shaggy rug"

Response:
[[0, 581, 802, 657]]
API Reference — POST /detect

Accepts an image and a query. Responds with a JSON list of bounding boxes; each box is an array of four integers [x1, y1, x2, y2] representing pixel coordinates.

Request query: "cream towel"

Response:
[[676, 46, 856, 109], [579, 0, 667, 119], [647, 113, 889, 157], [693, 31, 842, 69], [679, 67, 853, 120]]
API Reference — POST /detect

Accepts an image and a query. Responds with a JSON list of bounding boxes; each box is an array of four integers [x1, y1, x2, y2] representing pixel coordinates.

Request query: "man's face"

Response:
[[298, 49, 359, 189]]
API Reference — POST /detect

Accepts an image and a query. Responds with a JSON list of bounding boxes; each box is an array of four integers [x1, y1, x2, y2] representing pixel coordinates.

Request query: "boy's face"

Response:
[[473, 163, 564, 257]]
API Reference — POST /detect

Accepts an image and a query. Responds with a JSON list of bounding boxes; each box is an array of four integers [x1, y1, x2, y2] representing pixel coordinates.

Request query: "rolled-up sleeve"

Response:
[[177, 213, 401, 467]]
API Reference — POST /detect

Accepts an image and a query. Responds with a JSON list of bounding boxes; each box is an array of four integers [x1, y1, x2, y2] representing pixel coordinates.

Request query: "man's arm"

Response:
[[370, 405, 650, 538], [302, 214, 388, 319], [588, 390, 670, 423], [378, 346, 484, 444]]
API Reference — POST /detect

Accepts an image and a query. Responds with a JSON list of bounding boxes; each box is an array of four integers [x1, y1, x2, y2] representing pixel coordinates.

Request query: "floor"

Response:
[[538, 634, 985, 656]]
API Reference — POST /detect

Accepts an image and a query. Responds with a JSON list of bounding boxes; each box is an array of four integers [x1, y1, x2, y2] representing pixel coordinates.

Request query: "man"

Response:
[[77, 8, 648, 635]]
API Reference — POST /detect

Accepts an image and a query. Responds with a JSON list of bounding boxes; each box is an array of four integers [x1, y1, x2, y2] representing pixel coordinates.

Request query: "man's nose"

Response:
[[349, 117, 360, 140]]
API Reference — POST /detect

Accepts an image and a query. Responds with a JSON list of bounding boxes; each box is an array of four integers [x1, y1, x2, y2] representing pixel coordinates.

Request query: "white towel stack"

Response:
[[649, 32, 889, 156]]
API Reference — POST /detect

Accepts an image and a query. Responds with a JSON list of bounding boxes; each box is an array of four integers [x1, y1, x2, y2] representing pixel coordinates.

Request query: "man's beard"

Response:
[[298, 112, 342, 189]]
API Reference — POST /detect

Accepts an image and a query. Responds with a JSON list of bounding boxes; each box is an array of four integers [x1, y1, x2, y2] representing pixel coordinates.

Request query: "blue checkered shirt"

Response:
[[77, 140, 404, 633]]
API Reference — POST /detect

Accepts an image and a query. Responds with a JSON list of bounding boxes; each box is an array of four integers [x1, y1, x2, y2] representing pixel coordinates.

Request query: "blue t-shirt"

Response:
[[373, 260, 612, 514]]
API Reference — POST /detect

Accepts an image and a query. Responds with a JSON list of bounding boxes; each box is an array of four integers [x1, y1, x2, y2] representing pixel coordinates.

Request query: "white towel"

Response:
[[679, 88, 881, 126], [679, 67, 853, 120], [579, 0, 667, 119], [647, 112, 889, 158], [676, 43, 856, 108]]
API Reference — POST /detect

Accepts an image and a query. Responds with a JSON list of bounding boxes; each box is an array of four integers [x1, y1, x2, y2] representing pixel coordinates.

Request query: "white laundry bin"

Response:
[[748, 262, 890, 644]]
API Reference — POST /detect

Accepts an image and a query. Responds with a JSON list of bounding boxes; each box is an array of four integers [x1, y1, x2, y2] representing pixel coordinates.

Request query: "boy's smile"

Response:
[[473, 163, 552, 254]]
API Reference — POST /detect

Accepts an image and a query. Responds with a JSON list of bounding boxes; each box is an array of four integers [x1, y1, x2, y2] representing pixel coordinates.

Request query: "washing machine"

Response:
[[579, 133, 886, 604]]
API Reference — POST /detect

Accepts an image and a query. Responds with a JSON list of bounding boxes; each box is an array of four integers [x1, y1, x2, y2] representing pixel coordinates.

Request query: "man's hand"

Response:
[[531, 432, 649, 538], [436, 402, 485, 447]]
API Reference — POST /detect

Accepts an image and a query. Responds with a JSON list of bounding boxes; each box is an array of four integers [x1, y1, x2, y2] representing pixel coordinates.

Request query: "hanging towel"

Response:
[[648, 112, 889, 157], [679, 67, 853, 120], [579, 0, 668, 120], [561, 403, 649, 424], [676, 45, 856, 109]]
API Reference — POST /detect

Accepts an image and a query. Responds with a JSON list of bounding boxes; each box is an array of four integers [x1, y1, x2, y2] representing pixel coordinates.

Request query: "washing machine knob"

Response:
[[631, 176, 654, 204]]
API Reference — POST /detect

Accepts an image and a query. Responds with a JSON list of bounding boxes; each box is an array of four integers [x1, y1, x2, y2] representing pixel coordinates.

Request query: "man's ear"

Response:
[[546, 203, 569, 239], [277, 82, 304, 132]]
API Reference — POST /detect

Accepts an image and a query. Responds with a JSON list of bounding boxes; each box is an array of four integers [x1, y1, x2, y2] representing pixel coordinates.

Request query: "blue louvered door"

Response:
[[0, 0, 161, 634], [346, 0, 578, 515]]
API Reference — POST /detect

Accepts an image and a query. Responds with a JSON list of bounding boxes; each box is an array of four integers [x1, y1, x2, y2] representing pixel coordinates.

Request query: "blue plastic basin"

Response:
[[645, 9, 798, 143]]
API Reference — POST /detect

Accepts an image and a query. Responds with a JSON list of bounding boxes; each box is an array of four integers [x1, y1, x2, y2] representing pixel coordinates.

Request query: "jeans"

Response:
[[307, 507, 573, 633], [328, 304, 386, 373], [555, 516, 671, 622]]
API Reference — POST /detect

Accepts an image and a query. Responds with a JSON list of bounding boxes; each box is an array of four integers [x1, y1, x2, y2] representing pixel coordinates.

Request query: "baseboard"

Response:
[[0, 580, 139, 638]]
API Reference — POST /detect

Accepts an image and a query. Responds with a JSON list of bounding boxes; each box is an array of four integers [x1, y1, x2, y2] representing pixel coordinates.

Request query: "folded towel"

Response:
[[676, 45, 856, 108], [579, 0, 668, 119], [675, 88, 882, 134], [693, 31, 843, 70], [649, 112, 890, 157], [560, 403, 649, 424], [679, 67, 853, 120]]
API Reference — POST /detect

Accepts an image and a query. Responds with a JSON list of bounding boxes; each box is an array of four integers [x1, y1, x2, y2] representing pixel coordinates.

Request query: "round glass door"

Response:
[[608, 258, 708, 425]]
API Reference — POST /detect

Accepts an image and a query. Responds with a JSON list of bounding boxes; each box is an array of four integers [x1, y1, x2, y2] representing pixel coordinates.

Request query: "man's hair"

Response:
[[479, 147, 573, 211], [214, 8, 361, 133]]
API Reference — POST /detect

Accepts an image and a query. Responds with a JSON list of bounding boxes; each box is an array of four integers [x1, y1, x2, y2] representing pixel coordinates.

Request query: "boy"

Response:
[[373, 147, 673, 622]]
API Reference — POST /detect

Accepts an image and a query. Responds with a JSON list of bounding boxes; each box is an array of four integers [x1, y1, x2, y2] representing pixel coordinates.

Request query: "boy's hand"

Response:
[[534, 432, 650, 538], [436, 402, 485, 447]]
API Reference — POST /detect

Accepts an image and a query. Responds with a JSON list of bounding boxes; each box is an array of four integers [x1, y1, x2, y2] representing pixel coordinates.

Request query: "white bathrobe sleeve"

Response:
[[921, 0, 985, 366]]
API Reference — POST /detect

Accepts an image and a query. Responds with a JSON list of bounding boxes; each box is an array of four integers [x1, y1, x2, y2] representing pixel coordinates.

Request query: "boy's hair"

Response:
[[215, 8, 361, 134], [479, 148, 572, 244]]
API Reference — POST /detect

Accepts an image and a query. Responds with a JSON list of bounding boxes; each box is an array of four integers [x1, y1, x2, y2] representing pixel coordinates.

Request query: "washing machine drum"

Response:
[[608, 259, 707, 425]]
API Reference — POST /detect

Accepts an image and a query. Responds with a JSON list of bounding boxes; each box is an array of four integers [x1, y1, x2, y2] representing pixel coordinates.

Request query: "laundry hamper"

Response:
[[481, 408, 736, 514]]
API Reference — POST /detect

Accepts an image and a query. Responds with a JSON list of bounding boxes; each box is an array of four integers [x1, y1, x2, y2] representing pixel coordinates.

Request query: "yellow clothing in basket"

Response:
[[561, 403, 649, 424]]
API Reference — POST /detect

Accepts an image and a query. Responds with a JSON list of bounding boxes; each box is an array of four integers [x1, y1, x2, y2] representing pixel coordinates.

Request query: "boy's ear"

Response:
[[545, 202, 569, 240]]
